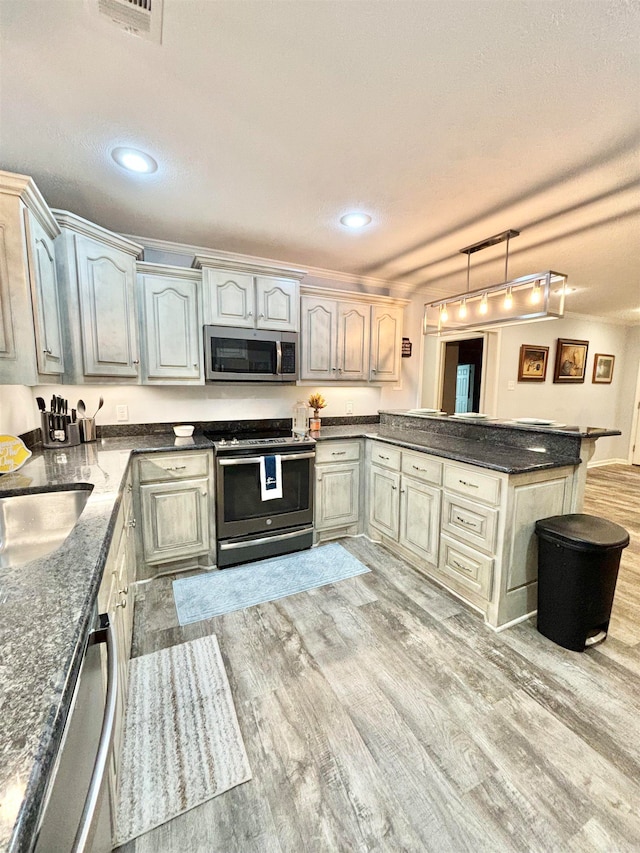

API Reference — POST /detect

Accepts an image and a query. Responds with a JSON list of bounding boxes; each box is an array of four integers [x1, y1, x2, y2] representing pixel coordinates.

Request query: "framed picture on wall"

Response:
[[592, 353, 615, 384], [518, 344, 549, 381], [553, 338, 589, 383]]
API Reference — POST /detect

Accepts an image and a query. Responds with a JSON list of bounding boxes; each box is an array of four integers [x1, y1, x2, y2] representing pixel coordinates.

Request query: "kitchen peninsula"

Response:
[[0, 413, 619, 853]]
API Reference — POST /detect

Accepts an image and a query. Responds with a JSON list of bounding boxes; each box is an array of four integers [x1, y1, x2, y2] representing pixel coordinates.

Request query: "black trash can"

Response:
[[534, 513, 629, 652]]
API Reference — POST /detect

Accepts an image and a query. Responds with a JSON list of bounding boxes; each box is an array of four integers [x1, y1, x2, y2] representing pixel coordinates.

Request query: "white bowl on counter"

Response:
[[173, 424, 194, 437]]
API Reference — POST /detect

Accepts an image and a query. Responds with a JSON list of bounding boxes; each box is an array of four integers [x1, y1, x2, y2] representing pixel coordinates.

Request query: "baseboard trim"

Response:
[[587, 457, 629, 468], [487, 610, 537, 633]]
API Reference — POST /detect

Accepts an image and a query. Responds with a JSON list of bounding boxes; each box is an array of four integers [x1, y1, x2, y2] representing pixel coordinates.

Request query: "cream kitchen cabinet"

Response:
[[367, 442, 441, 568], [0, 170, 65, 384], [195, 256, 304, 332], [134, 449, 215, 577], [300, 286, 406, 383], [300, 295, 370, 381], [97, 469, 136, 814], [370, 304, 403, 382], [54, 210, 143, 382], [315, 439, 362, 541], [137, 263, 203, 384]]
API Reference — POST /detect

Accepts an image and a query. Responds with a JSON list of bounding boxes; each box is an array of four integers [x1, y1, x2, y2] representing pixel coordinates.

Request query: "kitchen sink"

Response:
[[0, 485, 94, 569]]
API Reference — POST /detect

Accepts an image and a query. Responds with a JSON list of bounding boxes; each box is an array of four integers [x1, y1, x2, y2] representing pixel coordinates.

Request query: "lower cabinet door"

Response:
[[140, 478, 210, 563], [399, 476, 440, 567], [439, 534, 494, 601], [316, 462, 360, 530], [368, 465, 400, 539]]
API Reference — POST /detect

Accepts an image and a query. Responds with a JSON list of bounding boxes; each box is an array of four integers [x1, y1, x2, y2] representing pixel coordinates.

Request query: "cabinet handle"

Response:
[[371, 368, 377, 374], [455, 515, 477, 528], [165, 465, 187, 471], [201, 491, 207, 497], [118, 587, 128, 595], [391, 485, 397, 490], [338, 367, 343, 373], [331, 451, 346, 456], [412, 465, 429, 472], [400, 488, 406, 494], [247, 311, 253, 318], [458, 479, 478, 489], [127, 483, 133, 493], [115, 598, 127, 609], [128, 518, 136, 528], [379, 454, 390, 460], [193, 362, 198, 367], [332, 366, 337, 372], [132, 359, 139, 365], [43, 348, 53, 355], [451, 560, 468, 572], [259, 313, 265, 319]]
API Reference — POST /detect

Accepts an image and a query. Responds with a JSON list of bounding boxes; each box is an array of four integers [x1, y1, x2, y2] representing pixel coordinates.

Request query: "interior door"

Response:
[[455, 364, 474, 413]]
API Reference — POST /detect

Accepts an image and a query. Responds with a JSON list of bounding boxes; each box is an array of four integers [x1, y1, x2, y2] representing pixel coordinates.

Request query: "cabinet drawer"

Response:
[[439, 534, 494, 601], [401, 450, 442, 486], [444, 464, 501, 506], [137, 450, 211, 483], [442, 492, 498, 555], [316, 440, 361, 464], [370, 442, 401, 471]]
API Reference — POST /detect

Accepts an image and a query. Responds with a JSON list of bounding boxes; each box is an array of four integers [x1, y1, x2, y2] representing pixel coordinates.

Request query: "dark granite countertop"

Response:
[[313, 425, 581, 473], [0, 434, 214, 853]]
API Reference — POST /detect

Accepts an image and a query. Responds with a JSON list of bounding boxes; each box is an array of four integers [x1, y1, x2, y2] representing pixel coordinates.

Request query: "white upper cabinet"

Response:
[[301, 288, 405, 382], [0, 171, 63, 384], [203, 270, 255, 328], [255, 276, 299, 331], [196, 256, 304, 332], [300, 296, 337, 380], [337, 301, 370, 380], [137, 264, 203, 384], [54, 211, 143, 382], [370, 304, 403, 382]]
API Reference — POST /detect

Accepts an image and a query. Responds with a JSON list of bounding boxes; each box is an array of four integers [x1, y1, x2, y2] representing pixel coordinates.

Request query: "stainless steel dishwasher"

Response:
[[34, 609, 118, 853]]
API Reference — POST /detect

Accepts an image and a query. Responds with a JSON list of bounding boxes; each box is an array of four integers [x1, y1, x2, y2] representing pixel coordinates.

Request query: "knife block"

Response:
[[41, 413, 81, 449]]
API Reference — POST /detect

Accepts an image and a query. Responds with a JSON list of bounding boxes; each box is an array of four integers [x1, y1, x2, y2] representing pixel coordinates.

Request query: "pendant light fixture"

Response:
[[423, 229, 567, 335]]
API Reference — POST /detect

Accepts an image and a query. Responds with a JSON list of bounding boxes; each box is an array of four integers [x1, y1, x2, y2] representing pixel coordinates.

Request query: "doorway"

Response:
[[441, 338, 484, 414]]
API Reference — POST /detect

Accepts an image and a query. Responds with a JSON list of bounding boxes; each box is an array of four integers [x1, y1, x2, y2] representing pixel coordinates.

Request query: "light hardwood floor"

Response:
[[117, 464, 640, 853]]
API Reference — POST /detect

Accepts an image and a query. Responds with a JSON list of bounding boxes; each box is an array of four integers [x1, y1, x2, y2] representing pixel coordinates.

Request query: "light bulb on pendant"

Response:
[[440, 304, 448, 323], [503, 287, 513, 310], [479, 293, 488, 315], [458, 298, 467, 319], [531, 280, 541, 304]]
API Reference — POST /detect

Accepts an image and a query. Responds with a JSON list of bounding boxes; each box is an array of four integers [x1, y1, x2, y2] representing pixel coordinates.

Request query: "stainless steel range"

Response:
[[209, 432, 315, 567]]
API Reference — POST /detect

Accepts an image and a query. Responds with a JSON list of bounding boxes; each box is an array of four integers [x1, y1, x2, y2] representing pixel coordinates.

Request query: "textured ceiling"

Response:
[[0, 0, 639, 321]]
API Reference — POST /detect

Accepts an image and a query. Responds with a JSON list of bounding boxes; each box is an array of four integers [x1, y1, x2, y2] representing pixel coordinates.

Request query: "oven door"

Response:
[[217, 450, 314, 539], [205, 326, 286, 382]]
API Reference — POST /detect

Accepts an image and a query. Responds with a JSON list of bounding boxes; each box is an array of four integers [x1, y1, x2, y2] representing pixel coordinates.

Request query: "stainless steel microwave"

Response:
[[204, 325, 298, 382]]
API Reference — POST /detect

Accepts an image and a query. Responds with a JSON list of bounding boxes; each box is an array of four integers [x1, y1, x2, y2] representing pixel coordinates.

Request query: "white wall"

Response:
[[30, 382, 385, 426], [0, 385, 40, 435]]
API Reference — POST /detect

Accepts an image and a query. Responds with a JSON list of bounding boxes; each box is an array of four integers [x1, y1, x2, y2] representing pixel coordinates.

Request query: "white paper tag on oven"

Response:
[[260, 454, 283, 501]]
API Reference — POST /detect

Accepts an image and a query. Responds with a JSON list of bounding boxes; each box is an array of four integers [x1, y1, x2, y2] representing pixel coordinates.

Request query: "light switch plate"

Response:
[[507, 380, 515, 391], [346, 401, 354, 415], [116, 404, 129, 421]]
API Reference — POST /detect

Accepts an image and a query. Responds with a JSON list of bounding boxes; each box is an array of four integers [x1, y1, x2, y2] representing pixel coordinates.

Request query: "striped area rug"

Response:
[[114, 635, 252, 846]]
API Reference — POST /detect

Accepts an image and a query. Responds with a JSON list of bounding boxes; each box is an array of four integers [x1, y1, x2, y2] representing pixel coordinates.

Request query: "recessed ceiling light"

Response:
[[340, 212, 372, 229], [111, 147, 158, 174]]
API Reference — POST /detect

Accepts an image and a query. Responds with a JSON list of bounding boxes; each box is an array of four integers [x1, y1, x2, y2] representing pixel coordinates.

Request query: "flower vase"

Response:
[[310, 410, 321, 431]]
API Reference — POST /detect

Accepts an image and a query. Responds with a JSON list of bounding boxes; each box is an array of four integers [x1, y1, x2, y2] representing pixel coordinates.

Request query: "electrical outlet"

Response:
[[345, 400, 354, 415], [507, 380, 515, 391], [116, 404, 129, 421]]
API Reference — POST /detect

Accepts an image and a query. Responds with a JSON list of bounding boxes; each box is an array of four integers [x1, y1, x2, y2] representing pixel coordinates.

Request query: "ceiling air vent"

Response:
[[89, 0, 164, 44]]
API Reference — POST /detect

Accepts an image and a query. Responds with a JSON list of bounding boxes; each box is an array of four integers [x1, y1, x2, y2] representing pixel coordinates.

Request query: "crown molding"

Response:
[[124, 233, 413, 295], [54, 210, 144, 257], [193, 253, 306, 280], [301, 283, 409, 306], [0, 170, 60, 238], [136, 261, 201, 280]]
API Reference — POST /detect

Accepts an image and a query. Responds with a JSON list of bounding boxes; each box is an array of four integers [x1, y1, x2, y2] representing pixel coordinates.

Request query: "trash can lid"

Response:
[[535, 513, 630, 551]]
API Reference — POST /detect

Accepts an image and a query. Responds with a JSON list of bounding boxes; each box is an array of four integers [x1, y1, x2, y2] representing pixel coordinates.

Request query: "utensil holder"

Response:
[[79, 418, 97, 443], [41, 413, 81, 449]]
